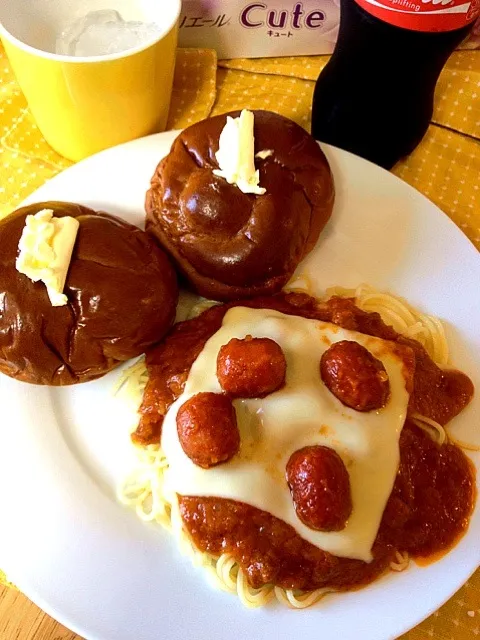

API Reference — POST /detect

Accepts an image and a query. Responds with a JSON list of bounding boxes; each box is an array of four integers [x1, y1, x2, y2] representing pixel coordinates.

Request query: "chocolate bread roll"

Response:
[[0, 201, 178, 385], [146, 110, 335, 301]]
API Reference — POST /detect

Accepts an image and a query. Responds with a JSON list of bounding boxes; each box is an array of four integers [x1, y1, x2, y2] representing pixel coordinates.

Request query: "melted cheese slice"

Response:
[[161, 307, 411, 562]]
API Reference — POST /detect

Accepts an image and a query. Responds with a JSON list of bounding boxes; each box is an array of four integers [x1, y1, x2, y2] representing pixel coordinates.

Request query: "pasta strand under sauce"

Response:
[[136, 293, 475, 591]]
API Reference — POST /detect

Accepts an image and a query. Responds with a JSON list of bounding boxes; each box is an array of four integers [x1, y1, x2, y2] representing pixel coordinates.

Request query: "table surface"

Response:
[[0, 41, 479, 640], [0, 585, 80, 640]]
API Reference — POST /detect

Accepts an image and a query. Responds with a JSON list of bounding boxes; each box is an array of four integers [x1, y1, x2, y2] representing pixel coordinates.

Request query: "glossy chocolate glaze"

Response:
[[146, 110, 335, 301], [0, 201, 178, 385]]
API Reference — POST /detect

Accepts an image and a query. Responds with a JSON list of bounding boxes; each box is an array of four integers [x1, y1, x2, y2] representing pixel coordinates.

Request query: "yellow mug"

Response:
[[0, 0, 180, 161]]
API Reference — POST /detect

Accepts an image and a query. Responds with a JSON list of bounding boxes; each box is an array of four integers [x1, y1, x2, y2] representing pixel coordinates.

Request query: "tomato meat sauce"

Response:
[[134, 293, 476, 592]]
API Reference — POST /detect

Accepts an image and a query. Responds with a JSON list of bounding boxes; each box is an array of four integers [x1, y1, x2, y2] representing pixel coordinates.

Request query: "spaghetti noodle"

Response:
[[325, 283, 449, 365], [117, 286, 477, 609]]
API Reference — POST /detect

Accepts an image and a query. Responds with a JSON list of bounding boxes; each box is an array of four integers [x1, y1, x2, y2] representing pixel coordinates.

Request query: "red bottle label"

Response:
[[355, 0, 480, 31]]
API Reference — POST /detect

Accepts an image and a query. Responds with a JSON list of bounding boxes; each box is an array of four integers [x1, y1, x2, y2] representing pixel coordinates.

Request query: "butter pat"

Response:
[[255, 149, 273, 160], [16, 209, 80, 307], [213, 109, 266, 195]]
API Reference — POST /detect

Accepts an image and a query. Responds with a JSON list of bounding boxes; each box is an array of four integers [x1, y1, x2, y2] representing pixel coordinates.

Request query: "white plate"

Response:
[[0, 132, 479, 640]]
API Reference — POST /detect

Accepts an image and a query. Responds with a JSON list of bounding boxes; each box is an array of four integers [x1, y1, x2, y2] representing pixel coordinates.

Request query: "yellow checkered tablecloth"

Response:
[[0, 43, 479, 639]]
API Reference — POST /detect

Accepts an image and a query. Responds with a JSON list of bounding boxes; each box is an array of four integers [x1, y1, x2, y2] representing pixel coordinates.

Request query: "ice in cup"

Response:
[[0, 0, 181, 161]]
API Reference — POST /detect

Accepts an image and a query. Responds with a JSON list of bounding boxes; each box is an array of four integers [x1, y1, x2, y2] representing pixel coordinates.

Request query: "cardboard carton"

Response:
[[178, 0, 341, 58]]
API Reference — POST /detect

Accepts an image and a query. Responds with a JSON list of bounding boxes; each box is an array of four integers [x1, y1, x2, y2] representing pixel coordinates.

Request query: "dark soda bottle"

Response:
[[311, 0, 479, 169]]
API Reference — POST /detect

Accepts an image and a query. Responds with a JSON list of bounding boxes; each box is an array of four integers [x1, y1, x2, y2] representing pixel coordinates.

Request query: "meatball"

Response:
[[286, 445, 352, 532], [216, 336, 286, 398], [176, 392, 240, 469], [320, 340, 390, 411]]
